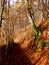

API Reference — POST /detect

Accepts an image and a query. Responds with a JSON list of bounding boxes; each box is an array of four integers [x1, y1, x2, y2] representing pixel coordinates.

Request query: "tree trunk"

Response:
[[0, 0, 5, 27], [25, 0, 37, 35]]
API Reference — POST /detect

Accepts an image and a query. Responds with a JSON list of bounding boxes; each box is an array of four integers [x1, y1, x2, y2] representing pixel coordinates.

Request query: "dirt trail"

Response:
[[0, 36, 49, 65]]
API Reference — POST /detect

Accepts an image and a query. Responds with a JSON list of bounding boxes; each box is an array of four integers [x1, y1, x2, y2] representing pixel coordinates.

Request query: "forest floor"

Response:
[[0, 37, 49, 65], [0, 18, 49, 65]]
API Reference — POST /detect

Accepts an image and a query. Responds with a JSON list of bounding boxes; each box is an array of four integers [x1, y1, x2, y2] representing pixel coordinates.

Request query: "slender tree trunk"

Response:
[[5, 0, 10, 54], [5, 0, 14, 54], [25, 0, 37, 35], [0, 0, 5, 27]]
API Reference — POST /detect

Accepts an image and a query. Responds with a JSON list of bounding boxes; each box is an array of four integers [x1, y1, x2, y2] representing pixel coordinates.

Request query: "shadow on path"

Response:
[[0, 43, 32, 65]]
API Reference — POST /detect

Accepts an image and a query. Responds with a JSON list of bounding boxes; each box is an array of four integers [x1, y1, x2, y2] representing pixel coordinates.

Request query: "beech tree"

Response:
[[25, 0, 37, 34]]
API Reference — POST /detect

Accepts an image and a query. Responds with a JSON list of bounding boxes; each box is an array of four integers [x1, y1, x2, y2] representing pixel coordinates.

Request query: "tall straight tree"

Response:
[[4, 0, 14, 54]]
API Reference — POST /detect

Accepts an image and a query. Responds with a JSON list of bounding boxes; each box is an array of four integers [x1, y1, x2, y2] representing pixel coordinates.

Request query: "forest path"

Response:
[[0, 36, 49, 65]]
